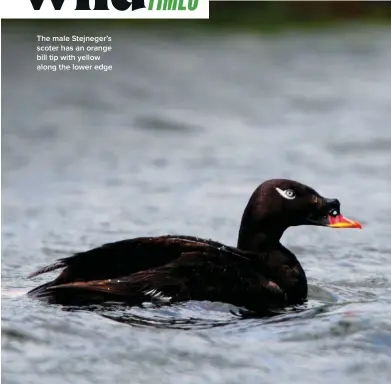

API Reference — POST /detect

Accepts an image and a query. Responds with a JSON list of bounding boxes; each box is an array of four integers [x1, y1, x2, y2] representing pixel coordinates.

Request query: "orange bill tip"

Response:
[[328, 214, 362, 229]]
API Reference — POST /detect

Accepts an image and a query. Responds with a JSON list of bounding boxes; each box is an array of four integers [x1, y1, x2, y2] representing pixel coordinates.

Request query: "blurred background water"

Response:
[[2, 2, 391, 383]]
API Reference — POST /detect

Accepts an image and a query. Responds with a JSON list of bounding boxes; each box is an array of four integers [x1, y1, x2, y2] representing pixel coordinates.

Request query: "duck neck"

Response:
[[237, 189, 288, 253], [237, 222, 284, 252]]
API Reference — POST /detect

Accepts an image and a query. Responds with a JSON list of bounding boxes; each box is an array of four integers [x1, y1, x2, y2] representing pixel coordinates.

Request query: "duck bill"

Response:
[[327, 214, 362, 229]]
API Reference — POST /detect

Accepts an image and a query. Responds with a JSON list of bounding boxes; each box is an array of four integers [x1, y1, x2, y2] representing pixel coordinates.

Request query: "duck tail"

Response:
[[28, 259, 67, 278]]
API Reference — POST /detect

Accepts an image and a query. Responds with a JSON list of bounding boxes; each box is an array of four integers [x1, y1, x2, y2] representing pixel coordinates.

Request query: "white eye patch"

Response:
[[275, 187, 296, 200]]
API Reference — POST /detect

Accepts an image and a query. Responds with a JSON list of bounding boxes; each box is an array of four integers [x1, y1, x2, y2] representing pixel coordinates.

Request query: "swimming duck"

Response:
[[28, 179, 361, 313]]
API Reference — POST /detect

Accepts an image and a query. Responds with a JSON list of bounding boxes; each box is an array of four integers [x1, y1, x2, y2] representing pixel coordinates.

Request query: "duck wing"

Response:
[[29, 243, 286, 312], [28, 235, 236, 297]]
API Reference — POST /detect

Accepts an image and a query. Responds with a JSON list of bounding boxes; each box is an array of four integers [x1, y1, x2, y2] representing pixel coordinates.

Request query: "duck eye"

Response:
[[285, 189, 295, 198], [275, 187, 296, 200], [330, 209, 339, 217]]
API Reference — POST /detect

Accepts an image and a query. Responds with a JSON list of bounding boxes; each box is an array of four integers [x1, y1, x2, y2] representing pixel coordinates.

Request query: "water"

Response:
[[2, 24, 391, 384]]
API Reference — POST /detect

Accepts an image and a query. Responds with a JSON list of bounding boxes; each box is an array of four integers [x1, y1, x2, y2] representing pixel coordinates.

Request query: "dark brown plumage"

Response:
[[28, 179, 361, 313]]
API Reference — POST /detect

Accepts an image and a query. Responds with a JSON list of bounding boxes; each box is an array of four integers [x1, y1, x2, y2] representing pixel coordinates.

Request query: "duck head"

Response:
[[237, 179, 362, 251]]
